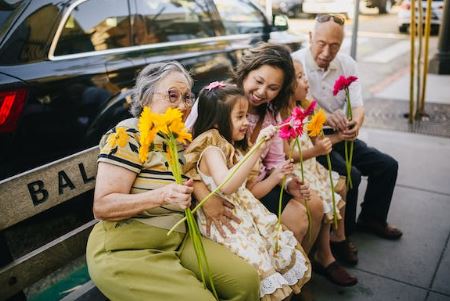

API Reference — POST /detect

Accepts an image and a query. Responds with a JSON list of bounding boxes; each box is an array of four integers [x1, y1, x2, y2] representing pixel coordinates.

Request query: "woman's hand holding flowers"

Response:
[[161, 179, 194, 209]]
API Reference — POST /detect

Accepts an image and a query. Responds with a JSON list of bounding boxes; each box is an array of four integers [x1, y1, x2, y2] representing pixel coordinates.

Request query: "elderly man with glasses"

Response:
[[292, 14, 402, 268]]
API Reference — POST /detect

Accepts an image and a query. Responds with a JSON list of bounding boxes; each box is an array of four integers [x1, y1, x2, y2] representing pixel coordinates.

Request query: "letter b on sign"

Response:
[[27, 180, 49, 205]]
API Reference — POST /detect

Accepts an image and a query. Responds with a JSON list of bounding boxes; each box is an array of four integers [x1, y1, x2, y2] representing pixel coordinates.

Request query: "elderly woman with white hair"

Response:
[[86, 61, 259, 301]]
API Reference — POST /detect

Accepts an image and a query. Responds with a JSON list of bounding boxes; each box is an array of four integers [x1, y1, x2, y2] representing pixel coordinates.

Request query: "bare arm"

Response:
[[248, 160, 293, 198], [201, 146, 263, 195], [201, 126, 275, 195], [93, 162, 192, 221], [248, 172, 281, 199]]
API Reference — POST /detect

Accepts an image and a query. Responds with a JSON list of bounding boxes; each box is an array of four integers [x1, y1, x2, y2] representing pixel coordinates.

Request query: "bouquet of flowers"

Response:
[[333, 75, 358, 189], [138, 107, 218, 299]]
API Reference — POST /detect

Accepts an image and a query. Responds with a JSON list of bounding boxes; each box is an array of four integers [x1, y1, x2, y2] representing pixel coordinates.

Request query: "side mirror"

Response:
[[272, 14, 289, 31]]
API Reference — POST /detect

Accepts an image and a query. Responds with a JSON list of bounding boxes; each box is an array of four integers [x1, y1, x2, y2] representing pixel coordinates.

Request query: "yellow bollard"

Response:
[[416, 0, 423, 120], [419, 0, 433, 117], [409, 0, 416, 124]]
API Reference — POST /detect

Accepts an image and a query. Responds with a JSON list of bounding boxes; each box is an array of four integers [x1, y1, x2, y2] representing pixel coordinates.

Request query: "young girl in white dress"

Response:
[[184, 83, 311, 301], [284, 60, 357, 286]]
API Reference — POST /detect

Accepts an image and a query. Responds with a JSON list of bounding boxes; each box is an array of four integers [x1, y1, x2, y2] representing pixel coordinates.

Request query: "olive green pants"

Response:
[[86, 220, 259, 301]]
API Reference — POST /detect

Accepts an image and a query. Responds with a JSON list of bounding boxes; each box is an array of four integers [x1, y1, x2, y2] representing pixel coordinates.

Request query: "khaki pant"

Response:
[[86, 220, 260, 301]]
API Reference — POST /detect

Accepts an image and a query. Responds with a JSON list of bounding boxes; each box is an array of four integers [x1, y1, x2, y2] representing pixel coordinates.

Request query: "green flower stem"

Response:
[[294, 138, 312, 243], [322, 131, 338, 230], [295, 138, 304, 180], [168, 137, 267, 235], [344, 88, 354, 189], [275, 141, 296, 252], [345, 141, 353, 189], [186, 208, 219, 299], [167, 134, 218, 299], [191, 211, 219, 299]]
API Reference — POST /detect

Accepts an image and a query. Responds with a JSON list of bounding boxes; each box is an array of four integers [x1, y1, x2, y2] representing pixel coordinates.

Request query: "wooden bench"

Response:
[[0, 147, 107, 301]]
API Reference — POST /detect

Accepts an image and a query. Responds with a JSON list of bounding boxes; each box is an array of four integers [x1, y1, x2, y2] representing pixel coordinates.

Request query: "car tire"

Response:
[[399, 24, 409, 33]]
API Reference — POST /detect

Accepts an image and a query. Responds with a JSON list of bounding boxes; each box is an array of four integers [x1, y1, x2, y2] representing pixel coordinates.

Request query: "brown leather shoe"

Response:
[[356, 218, 403, 240], [312, 260, 358, 287], [331, 239, 358, 265]]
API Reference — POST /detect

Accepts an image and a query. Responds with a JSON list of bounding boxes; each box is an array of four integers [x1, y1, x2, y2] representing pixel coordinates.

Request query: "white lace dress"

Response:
[[294, 133, 346, 222], [184, 130, 311, 301]]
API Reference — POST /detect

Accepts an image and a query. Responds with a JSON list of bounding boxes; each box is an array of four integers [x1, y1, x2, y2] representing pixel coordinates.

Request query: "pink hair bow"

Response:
[[206, 81, 226, 91]]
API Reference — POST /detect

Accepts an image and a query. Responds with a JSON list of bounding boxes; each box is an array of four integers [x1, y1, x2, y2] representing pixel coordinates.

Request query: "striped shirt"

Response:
[[98, 118, 187, 232]]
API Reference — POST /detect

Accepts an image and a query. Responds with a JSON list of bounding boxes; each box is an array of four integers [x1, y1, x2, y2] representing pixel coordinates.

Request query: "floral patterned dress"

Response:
[[294, 132, 346, 222], [184, 129, 311, 301]]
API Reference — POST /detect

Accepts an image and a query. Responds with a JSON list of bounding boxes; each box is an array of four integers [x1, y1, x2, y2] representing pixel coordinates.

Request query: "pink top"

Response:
[[247, 110, 286, 181]]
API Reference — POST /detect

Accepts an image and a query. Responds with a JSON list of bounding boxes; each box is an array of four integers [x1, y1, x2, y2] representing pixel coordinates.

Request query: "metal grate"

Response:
[[363, 98, 450, 138]]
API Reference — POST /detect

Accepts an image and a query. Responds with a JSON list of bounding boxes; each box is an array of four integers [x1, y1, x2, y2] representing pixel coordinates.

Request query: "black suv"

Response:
[[0, 0, 302, 180]]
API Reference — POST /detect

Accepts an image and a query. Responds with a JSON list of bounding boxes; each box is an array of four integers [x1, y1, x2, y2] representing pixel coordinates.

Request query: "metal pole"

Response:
[[266, 0, 273, 24], [415, 0, 423, 120], [350, 0, 361, 60], [409, 0, 416, 123], [429, 0, 450, 74], [420, 0, 433, 116]]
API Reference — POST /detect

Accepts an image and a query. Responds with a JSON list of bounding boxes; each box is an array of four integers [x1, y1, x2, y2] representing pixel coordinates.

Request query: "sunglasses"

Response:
[[155, 88, 194, 107], [316, 14, 345, 25]]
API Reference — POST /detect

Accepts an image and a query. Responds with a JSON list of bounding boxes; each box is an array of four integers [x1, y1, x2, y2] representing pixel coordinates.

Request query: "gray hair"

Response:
[[129, 61, 193, 117]]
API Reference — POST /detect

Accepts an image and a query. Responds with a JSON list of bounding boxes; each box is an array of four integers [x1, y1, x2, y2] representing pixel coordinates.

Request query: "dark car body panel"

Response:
[[0, 0, 302, 180]]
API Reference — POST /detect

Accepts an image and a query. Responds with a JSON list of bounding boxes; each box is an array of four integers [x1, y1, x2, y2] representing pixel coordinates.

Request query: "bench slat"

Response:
[[0, 220, 97, 300], [0, 147, 98, 230], [60, 280, 107, 301]]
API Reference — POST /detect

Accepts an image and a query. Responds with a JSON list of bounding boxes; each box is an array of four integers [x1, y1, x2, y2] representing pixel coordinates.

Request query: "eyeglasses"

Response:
[[155, 88, 194, 107], [316, 14, 345, 25]]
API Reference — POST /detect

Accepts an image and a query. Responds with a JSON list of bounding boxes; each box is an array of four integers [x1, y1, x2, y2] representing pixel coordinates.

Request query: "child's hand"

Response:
[[287, 178, 311, 202], [257, 125, 277, 146], [269, 160, 294, 183], [313, 136, 332, 156]]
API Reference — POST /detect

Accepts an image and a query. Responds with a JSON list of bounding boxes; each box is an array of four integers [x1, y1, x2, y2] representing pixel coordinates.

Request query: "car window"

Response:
[[214, 0, 265, 35], [133, 0, 215, 45], [54, 0, 131, 56], [0, 3, 59, 64]]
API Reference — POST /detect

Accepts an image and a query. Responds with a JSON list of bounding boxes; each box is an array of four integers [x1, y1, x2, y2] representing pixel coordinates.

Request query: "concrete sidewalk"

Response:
[[298, 72, 450, 300]]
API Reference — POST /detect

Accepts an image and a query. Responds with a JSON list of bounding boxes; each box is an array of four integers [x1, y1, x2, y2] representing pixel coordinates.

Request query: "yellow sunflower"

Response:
[[138, 107, 157, 162], [168, 118, 192, 144], [164, 107, 183, 123], [307, 108, 326, 137], [107, 127, 129, 148]]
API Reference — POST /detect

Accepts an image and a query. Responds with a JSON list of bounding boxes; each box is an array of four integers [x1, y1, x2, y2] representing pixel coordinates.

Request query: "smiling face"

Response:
[[230, 97, 250, 142], [150, 71, 192, 116], [242, 65, 284, 112], [310, 21, 344, 70], [293, 61, 309, 101]]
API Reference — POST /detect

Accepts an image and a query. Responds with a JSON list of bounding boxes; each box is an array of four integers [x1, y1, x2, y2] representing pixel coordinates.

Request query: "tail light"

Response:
[[0, 88, 27, 133], [401, 2, 411, 10]]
